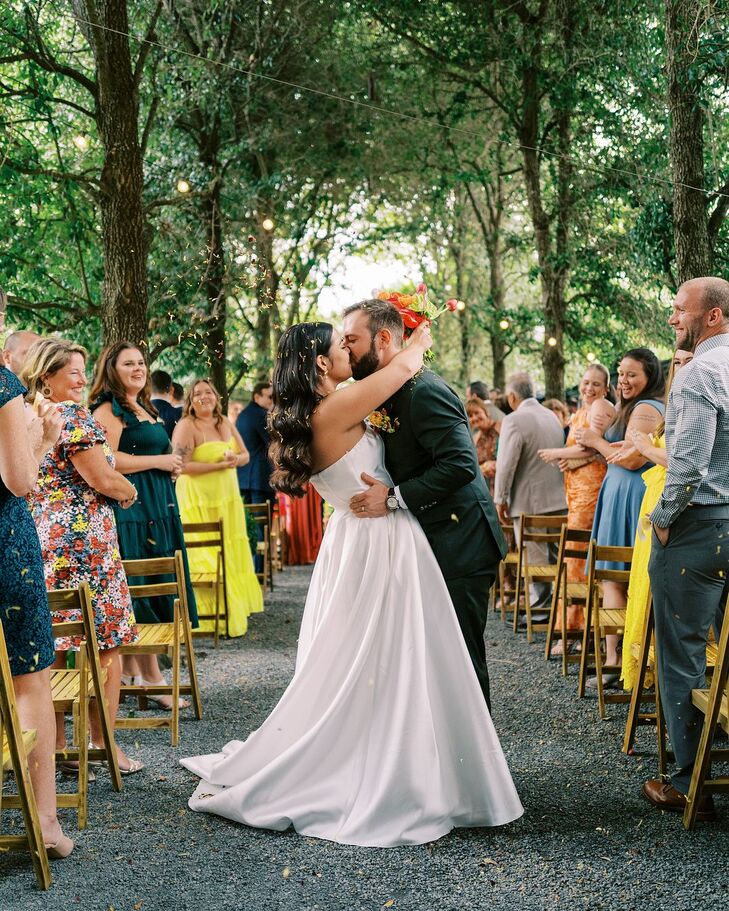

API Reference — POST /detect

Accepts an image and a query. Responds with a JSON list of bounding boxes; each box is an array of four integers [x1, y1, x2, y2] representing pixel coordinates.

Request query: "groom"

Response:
[[344, 298, 507, 709]]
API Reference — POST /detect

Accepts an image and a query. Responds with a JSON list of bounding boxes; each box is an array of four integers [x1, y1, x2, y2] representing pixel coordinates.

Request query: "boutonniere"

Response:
[[368, 407, 399, 434]]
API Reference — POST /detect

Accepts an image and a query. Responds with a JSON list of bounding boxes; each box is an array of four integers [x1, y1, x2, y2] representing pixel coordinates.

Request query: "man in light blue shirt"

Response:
[[644, 277, 729, 822]]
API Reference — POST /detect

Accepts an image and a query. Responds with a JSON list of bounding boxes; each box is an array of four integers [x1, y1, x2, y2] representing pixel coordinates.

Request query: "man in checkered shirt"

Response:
[[643, 276, 729, 822]]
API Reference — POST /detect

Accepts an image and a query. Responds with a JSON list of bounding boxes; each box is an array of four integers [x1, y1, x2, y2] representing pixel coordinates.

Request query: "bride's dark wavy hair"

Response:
[[269, 322, 334, 497]]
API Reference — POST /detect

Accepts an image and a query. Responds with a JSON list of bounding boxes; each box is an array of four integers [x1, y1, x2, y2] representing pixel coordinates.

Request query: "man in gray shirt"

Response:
[[644, 276, 729, 821]]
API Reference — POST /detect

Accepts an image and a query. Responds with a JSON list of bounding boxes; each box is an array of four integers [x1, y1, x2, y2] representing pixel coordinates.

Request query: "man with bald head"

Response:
[[643, 276, 729, 821], [2, 330, 40, 376]]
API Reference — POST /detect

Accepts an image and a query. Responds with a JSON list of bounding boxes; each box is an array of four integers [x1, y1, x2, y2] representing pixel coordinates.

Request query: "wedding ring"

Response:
[[360, 507, 364, 513]]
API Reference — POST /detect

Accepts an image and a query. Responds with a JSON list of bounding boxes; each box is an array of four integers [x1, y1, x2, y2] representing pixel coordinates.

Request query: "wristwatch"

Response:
[[386, 487, 400, 511]]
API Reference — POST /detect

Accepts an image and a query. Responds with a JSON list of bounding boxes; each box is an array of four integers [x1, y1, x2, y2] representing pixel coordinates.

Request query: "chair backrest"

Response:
[[518, 513, 569, 545], [246, 501, 272, 528], [557, 525, 593, 561], [183, 519, 224, 549], [586, 541, 634, 587], [46, 584, 101, 669], [121, 551, 190, 617]]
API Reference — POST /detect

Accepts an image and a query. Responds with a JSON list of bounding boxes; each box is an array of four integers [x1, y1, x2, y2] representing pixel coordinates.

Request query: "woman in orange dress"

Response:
[[538, 364, 611, 634]]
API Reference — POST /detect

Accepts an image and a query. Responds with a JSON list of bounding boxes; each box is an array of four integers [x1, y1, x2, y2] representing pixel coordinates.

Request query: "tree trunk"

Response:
[[201, 174, 227, 407], [490, 334, 507, 391], [518, 15, 571, 400], [255, 212, 279, 376], [665, 0, 712, 283], [88, 0, 148, 346]]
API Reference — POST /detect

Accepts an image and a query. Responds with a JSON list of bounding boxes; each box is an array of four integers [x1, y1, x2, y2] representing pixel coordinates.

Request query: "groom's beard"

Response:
[[349, 340, 381, 380]]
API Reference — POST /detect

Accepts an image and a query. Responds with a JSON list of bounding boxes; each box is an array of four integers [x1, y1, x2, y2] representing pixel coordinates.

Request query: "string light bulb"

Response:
[[587, 352, 596, 362], [176, 179, 191, 194], [72, 135, 89, 151], [456, 300, 466, 312], [547, 336, 557, 347], [262, 217, 275, 232], [498, 318, 510, 330]]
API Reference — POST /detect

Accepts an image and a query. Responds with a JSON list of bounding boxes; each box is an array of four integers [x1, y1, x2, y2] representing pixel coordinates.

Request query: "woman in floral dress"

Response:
[[22, 338, 143, 774]]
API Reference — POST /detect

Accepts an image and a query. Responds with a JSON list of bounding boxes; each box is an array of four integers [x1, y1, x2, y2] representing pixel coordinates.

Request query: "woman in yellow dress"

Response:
[[173, 379, 263, 637], [617, 349, 693, 691]]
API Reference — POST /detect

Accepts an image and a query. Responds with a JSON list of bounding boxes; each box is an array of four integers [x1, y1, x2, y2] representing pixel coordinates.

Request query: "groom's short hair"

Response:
[[343, 299, 404, 346]]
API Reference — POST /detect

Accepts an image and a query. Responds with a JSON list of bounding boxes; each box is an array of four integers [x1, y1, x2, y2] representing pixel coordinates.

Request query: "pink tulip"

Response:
[[445, 299, 459, 311], [416, 282, 427, 294]]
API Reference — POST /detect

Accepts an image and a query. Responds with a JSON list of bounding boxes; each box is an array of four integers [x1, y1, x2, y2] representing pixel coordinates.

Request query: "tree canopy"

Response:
[[1, 0, 728, 397]]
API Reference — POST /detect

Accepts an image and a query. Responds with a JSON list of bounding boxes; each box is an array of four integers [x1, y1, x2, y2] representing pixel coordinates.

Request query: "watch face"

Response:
[[387, 496, 399, 510]]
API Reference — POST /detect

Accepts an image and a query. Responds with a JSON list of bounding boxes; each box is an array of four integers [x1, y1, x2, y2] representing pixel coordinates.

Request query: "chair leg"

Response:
[[561, 587, 570, 678], [578, 593, 594, 698], [171, 609, 181, 747], [655, 674, 668, 778], [622, 604, 654, 754], [0, 671, 52, 889], [498, 562, 506, 622], [77, 670, 89, 830], [544, 567, 561, 661], [593, 609, 607, 719], [182, 605, 203, 722]]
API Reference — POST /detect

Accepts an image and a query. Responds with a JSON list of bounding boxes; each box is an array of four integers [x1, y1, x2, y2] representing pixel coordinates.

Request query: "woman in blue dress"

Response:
[[0, 359, 74, 857], [573, 348, 665, 686]]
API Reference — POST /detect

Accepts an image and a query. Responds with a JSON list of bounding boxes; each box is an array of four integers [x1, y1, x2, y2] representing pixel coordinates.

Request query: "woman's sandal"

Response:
[[136, 678, 190, 710]]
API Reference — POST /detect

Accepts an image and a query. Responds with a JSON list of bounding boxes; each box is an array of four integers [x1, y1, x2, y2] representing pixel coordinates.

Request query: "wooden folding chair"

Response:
[[621, 591, 659, 756], [247, 501, 273, 593], [496, 521, 519, 623], [118, 552, 202, 746], [578, 542, 632, 719], [512, 514, 568, 643], [183, 519, 229, 647], [545, 526, 592, 675], [270, 500, 285, 573], [683, 605, 729, 828], [45, 585, 121, 829], [0, 621, 51, 889]]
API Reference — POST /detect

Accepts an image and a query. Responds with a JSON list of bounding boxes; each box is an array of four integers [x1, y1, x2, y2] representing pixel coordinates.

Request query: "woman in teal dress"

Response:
[[574, 348, 665, 685], [91, 342, 197, 707]]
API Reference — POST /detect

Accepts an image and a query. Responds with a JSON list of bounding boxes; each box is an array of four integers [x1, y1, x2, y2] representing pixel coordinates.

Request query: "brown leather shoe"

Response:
[[642, 779, 717, 821]]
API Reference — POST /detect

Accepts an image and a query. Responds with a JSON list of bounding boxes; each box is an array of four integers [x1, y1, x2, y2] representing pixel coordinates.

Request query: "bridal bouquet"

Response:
[[376, 283, 462, 331]]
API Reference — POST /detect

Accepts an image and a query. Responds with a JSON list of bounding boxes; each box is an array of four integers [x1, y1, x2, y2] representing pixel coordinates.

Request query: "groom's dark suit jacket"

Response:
[[381, 369, 507, 579]]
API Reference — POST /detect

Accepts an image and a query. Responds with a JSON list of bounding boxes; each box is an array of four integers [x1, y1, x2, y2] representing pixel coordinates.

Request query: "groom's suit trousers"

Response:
[[443, 571, 495, 710]]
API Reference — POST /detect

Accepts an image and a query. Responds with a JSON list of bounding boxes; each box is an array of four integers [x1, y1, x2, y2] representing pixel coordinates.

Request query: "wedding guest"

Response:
[[227, 399, 245, 425], [279, 486, 324, 565], [542, 398, 570, 440], [236, 381, 275, 506], [620, 349, 693, 692], [494, 372, 567, 621], [466, 398, 498, 495], [643, 278, 729, 820], [2, 329, 41, 376], [171, 382, 184, 407], [150, 369, 182, 440], [21, 338, 143, 774], [173, 379, 263, 637], [574, 348, 664, 687], [538, 363, 611, 641], [90, 342, 197, 707], [467, 380, 506, 424], [0, 293, 72, 857]]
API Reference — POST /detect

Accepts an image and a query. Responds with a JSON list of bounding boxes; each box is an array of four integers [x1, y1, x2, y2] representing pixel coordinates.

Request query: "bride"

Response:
[[180, 319, 523, 847]]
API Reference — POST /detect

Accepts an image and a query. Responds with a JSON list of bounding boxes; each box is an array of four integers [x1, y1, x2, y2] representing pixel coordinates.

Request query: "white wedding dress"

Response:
[[181, 427, 523, 847]]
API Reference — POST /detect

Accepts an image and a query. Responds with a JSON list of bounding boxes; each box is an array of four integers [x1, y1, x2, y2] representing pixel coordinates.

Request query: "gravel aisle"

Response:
[[2, 565, 727, 911]]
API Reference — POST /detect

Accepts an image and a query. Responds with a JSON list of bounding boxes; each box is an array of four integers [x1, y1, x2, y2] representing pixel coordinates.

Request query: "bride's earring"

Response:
[[42, 383, 52, 397]]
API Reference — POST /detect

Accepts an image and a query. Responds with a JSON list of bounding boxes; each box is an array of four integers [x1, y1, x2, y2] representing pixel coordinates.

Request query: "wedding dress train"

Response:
[[181, 427, 523, 847]]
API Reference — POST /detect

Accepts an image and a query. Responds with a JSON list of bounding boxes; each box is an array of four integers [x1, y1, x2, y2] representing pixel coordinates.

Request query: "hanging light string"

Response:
[[57, 14, 729, 203]]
